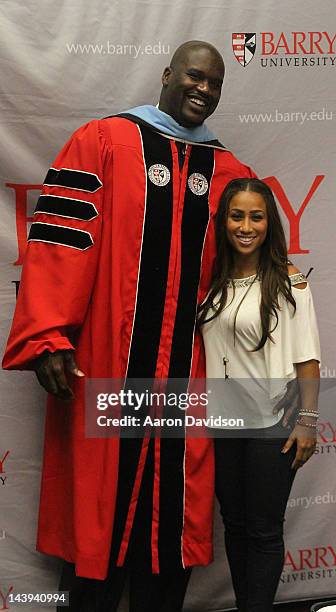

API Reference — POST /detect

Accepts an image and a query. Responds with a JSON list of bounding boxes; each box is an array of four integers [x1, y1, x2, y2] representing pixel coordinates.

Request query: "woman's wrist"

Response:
[[296, 415, 318, 428], [298, 409, 319, 418]]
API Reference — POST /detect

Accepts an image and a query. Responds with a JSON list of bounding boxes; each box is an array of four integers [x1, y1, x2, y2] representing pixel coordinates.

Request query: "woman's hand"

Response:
[[281, 421, 317, 469]]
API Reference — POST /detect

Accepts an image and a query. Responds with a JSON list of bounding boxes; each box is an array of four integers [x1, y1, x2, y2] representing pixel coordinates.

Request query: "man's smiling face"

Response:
[[160, 46, 224, 128]]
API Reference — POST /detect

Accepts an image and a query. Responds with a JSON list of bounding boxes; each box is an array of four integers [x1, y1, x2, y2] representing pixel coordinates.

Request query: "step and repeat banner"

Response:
[[1, 1, 335, 610]]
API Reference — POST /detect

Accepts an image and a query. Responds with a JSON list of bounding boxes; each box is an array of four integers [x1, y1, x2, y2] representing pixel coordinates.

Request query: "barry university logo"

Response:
[[148, 164, 170, 187], [188, 173, 208, 196], [232, 33, 256, 66]]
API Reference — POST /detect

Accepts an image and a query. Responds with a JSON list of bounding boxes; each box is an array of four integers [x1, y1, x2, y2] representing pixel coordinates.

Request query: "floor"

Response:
[[275, 598, 336, 611]]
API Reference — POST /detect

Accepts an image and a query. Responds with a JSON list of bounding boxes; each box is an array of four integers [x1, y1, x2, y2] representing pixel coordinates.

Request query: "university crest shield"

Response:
[[232, 33, 256, 67]]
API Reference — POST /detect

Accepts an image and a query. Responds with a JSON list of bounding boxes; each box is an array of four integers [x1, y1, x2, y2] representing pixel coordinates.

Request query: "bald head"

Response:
[[159, 41, 225, 127], [170, 40, 224, 74]]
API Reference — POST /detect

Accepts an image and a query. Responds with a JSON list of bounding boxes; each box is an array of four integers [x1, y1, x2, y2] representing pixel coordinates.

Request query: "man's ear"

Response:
[[161, 66, 172, 86]]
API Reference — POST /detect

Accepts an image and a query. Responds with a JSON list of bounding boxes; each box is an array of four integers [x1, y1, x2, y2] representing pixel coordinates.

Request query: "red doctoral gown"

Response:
[[3, 115, 254, 579]]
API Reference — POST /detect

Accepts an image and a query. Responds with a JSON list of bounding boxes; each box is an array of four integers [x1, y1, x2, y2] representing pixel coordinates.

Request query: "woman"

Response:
[[198, 178, 320, 612]]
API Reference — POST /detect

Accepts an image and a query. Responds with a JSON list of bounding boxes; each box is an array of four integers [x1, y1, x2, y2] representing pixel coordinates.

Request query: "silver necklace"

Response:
[[220, 274, 258, 379]]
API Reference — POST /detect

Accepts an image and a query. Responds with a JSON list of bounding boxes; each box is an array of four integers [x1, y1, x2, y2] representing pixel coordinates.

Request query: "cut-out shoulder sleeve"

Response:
[[289, 272, 307, 287], [264, 282, 321, 398]]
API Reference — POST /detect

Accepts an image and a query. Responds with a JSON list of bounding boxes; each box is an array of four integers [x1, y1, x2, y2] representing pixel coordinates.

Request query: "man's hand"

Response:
[[34, 350, 85, 400], [273, 379, 300, 428], [281, 423, 317, 470]]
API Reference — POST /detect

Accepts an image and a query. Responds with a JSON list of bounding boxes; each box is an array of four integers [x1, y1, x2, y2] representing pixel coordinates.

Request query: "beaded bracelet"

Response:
[[298, 411, 319, 418], [296, 418, 317, 428]]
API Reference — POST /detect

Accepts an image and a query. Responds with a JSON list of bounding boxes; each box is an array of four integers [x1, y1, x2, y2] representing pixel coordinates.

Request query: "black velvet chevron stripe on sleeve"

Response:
[[28, 222, 94, 250], [34, 195, 98, 220], [44, 168, 102, 192]]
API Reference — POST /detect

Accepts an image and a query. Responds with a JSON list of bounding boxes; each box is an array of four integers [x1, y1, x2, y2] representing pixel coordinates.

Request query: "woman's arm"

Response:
[[282, 359, 320, 469], [296, 359, 320, 414]]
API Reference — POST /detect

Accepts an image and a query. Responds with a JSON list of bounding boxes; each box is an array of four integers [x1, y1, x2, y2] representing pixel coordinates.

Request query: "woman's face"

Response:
[[226, 190, 268, 258]]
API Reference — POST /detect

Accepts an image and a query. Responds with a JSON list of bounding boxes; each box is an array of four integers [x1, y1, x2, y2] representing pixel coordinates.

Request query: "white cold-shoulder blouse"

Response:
[[201, 273, 321, 429]]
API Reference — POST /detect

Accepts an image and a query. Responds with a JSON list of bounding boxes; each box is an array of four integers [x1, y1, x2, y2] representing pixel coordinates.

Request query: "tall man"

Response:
[[3, 41, 255, 611]]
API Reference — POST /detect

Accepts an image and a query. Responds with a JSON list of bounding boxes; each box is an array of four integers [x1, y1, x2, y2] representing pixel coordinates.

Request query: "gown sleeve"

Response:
[[2, 120, 108, 370]]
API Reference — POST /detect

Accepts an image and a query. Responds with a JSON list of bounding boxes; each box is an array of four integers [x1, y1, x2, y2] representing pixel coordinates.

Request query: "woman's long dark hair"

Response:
[[198, 178, 296, 350]]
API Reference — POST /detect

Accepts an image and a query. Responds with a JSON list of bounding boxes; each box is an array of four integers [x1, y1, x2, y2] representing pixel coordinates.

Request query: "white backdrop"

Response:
[[1, 1, 336, 610]]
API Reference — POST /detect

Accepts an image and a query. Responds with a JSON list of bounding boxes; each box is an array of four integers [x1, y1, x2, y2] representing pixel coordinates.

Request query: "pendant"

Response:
[[222, 356, 229, 379]]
